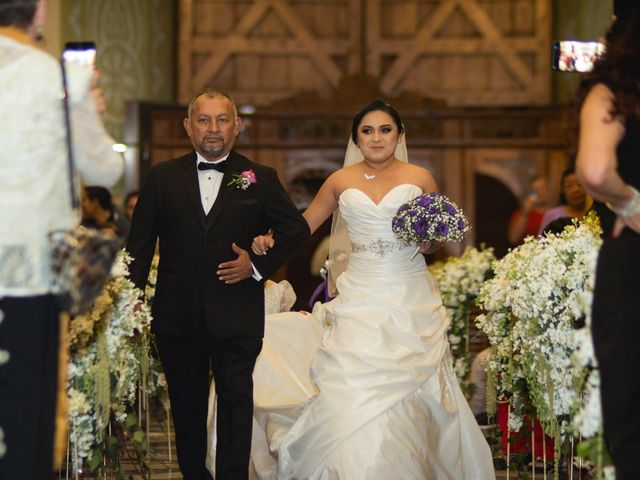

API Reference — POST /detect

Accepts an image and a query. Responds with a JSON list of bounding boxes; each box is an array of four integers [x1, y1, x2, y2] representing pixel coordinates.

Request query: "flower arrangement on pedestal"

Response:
[[475, 212, 611, 477], [429, 245, 495, 393], [66, 250, 154, 475]]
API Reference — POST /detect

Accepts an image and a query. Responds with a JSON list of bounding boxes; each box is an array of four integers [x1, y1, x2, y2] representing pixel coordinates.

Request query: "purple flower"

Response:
[[435, 222, 449, 237], [444, 203, 457, 215], [392, 218, 405, 231], [408, 209, 418, 217], [428, 206, 439, 215], [417, 195, 434, 207], [457, 219, 466, 230], [413, 218, 429, 237]]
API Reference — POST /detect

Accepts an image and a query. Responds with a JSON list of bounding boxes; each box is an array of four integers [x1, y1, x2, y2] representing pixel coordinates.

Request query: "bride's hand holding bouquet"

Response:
[[392, 192, 470, 257]]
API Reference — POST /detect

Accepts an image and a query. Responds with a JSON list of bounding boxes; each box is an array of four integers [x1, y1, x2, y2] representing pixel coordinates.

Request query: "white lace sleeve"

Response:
[[67, 65, 123, 187]]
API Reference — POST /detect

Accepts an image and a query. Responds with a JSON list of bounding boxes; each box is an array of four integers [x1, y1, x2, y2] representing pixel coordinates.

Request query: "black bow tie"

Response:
[[198, 160, 227, 173]]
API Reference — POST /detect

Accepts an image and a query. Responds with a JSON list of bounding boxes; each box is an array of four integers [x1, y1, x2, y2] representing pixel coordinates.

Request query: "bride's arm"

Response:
[[252, 173, 339, 255], [418, 167, 439, 195], [303, 173, 340, 235]]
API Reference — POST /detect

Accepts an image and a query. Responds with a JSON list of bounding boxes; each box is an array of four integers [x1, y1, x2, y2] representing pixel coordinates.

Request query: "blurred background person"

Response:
[[124, 190, 139, 222], [537, 166, 591, 234], [117, 190, 139, 240], [575, 1, 640, 477], [81, 185, 119, 235], [507, 175, 548, 245], [0, 0, 123, 478]]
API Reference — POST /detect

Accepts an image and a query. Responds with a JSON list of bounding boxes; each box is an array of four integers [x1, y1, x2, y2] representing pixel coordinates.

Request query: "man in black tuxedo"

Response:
[[126, 89, 309, 479]]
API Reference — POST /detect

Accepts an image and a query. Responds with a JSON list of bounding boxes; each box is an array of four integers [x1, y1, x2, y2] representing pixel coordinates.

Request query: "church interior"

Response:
[[16, 0, 619, 478]]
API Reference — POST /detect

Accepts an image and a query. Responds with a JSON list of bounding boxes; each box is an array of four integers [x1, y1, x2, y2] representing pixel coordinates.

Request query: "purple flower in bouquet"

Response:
[[391, 192, 470, 246], [436, 222, 449, 237]]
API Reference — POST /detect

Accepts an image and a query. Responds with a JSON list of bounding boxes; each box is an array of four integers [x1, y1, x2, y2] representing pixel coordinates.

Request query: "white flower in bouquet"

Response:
[[392, 192, 470, 246], [110, 252, 130, 278]]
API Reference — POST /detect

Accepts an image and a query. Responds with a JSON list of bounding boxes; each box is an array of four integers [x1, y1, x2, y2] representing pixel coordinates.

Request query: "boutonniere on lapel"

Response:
[[227, 169, 257, 190]]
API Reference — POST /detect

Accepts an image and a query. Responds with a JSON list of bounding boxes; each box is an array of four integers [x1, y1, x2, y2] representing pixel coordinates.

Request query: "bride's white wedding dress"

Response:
[[209, 184, 495, 479]]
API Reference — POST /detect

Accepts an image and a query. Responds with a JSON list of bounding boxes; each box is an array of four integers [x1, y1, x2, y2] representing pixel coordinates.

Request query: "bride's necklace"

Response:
[[363, 157, 395, 181]]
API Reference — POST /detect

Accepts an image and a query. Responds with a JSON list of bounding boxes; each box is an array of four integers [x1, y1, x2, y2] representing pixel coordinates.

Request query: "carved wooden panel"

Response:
[[367, 0, 552, 105], [178, 0, 361, 104], [178, 0, 552, 107]]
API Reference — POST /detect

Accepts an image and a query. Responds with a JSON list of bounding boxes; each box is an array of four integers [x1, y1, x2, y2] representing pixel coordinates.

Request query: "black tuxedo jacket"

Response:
[[126, 150, 309, 337]]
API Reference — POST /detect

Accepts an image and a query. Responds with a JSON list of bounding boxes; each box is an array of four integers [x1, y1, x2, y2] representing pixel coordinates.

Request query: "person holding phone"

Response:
[[575, 1, 640, 477], [507, 176, 548, 245], [0, 1, 123, 478]]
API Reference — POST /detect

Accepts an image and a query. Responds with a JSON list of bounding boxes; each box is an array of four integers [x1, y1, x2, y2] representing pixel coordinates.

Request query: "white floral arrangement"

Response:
[[475, 212, 603, 455], [429, 246, 495, 389], [143, 254, 170, 410], [67, 250, 153, 470]]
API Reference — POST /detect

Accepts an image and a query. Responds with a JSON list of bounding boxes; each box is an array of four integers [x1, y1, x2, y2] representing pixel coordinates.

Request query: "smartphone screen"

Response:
[[62, 41, 96, 69], [552, 40, 605, 72]]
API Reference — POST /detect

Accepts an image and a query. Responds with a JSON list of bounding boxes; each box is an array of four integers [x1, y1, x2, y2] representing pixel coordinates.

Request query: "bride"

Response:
[[223, 100, 494, 479]]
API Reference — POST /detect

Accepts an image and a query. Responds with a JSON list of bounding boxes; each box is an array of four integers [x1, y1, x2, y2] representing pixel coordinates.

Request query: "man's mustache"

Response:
[[203, 135, 223, 141]]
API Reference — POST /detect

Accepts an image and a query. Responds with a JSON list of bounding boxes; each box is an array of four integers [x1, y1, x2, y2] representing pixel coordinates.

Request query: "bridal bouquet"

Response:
[[391, 192, 470, 246]]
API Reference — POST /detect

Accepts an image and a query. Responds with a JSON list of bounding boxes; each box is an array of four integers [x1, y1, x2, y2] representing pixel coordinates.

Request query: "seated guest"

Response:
[[538, 166, 591, 234], [508, 176, 548, 245], [124, 190, 139, 222], [81, 186, 119, 235], [117, 190, 139, 239], [541, 217, 575, 236]]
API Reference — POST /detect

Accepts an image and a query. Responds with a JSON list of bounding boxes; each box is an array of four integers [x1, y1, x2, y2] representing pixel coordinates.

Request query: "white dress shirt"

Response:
[[196, 152, 228, 214]]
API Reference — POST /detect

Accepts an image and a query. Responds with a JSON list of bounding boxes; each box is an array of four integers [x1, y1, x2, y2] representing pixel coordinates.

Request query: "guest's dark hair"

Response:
[[351, 100, 404, 145], [84, 186, 113, 214], [0, 0, 38, 28], [124, 190, 139, 205], [571, 12, 640, 153], [558, 166, 577, 205]]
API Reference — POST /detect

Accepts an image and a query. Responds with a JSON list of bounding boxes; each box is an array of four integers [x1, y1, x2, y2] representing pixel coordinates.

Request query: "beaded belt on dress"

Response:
[[351, 239, 404, 257]]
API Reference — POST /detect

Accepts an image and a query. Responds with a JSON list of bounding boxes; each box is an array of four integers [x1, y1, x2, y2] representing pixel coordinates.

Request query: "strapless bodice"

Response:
[[338, 184, 424, 275]]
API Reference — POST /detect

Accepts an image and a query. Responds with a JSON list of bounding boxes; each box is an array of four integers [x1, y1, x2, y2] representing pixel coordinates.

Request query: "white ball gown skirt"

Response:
[[207, 185, 495, 479]]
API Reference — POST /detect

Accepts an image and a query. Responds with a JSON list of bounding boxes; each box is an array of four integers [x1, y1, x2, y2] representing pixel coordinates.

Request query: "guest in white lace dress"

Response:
[[0, 1, 123, 477]]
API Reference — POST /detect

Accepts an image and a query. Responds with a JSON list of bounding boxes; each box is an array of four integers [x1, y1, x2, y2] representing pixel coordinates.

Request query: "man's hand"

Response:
[[217, 243, 253, 284]]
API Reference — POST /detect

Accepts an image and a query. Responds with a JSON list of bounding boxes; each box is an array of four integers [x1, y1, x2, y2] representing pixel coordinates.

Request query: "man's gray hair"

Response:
[[187, 88, 238, 119]]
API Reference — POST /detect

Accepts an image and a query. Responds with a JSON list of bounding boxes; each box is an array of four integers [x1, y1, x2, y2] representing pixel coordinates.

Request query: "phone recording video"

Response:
[[552, 40, 605, 72], [62, 41, 96, 69]]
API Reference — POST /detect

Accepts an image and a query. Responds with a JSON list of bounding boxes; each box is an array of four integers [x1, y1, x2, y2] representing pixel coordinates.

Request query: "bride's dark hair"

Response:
[[351, 100, 405, 145]]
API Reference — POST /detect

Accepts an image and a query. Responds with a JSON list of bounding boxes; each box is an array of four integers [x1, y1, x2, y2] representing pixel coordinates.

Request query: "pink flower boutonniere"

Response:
[[227, 169, 257, 190]]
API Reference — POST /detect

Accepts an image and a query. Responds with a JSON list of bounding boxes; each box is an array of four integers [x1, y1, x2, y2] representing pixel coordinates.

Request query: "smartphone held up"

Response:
[[62, 41, 96, 70], [552, 40, 605, 72]]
